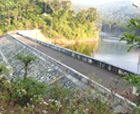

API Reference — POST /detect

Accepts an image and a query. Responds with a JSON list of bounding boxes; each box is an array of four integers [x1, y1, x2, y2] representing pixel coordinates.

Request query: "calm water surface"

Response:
[[92, 32, 140, 73]]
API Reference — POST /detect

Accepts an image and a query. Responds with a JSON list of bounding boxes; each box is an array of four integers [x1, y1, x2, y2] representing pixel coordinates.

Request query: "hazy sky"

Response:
[[71, 0, 140, 5]]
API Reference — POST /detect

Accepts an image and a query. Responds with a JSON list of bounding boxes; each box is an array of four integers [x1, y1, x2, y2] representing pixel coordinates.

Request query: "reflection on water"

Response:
[[67, 32, 140, 73], [92, 32, 140, 73], [68, 43, 98, 56]]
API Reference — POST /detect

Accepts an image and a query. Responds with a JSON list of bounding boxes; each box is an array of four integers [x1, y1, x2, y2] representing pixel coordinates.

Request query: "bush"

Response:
[[0, 29, 4, 36], [123, 74, 140, 105], [17, 22, 24, 29], [50, 31, 57, 38], [9, 77, 47, 106], [0, 77, 10, 92], [8, 25, 16, 31]]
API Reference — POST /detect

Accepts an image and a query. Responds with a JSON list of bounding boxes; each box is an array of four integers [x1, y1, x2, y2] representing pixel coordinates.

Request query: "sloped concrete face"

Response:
[[0, 35, 85, 92], [0, 34, 137, 112], [0, 35, 88, 98]]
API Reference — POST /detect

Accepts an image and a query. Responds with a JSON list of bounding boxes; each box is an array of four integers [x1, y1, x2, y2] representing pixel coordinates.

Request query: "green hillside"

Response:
[[0, 0, 99, 40], [97, 0, 140, 22], [72, 0, 140, 34]]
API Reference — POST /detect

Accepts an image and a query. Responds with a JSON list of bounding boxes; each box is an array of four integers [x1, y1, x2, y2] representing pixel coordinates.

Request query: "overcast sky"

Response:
[[71, 0, 140, 5]]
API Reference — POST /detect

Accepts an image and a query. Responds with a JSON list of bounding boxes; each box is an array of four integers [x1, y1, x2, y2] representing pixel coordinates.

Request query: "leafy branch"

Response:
[[120, 18, 140, 52]]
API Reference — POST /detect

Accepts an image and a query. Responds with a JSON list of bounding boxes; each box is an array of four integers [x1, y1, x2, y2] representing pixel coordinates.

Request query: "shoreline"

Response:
[[20, 31, 99, 47]]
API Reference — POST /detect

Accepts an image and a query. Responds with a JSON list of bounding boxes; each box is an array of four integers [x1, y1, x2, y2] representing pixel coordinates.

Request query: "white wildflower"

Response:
[[13, 78, 16, 82], [39, 98, 42, 100], [42, 110, 48, 113], [30, 98, 33, 101], [43, 101, 48, 106], [55, 100, 58, 103], [33, 95, 37, 97], [31, 105, 34, 108], [52, 99, 54, 102], [65, 97, 68, 100], [48, 99, 54, 102], [10, 111, 14, 113], [21, 89, 27, 95], [86, 108, 89, 111]]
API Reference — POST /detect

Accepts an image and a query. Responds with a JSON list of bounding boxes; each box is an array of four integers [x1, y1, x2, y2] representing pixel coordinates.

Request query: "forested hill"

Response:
[[72, 0, 140, 34], [72, 3, 92, 13], [98, 0, 140, 34], [97, 0, 140, 22], [72, 0, 140, 22], [0, 0, 99, 40]]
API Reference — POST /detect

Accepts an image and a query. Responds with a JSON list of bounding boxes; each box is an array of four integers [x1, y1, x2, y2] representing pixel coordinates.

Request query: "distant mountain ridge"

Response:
[[72, 3, 91, 13], [72, 0, 140, 34], [97, 0, 140, 22], [72, 0, 140, 22]]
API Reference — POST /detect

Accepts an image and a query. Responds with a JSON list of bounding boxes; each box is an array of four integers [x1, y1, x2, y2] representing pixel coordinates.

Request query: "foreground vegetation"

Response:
[[0, 0, 99, 41], [0, 52, 140, 113], [0, 54, 113, 114], [119, 14, 140, 106], [0, 77, 113, 114]]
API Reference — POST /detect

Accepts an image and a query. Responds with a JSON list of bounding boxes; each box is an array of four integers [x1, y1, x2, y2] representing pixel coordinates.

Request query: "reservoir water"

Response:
[[92, 32, 140, 73]]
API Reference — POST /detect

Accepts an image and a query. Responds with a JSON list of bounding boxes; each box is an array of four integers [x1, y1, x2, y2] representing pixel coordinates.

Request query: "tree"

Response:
[[0, 64, 9, 76], [119, 4, 140, 106], [61, 0, 71, 11], [0, 0, 99, 41], [76, 10, 87, 24], [15, 54, 36, 78], [86, 7, 98, 22], [120, 18, 140, 51]]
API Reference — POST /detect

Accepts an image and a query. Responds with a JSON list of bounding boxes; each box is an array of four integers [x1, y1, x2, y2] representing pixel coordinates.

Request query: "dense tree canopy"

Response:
[[72, 1, 140, 35], [0, 0, 99, 40], [101, 20, 128, 34]]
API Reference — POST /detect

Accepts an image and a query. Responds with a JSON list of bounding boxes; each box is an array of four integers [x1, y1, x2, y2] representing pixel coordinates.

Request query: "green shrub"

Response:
[[47, 26, 51, 30], [50, 31, 57, 38], [8, 25, 16, 31], [0, 77, 10, 92], [123, 74, 140, 105], [10, 77, 47, 106], [0, 29, 4, 36]]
